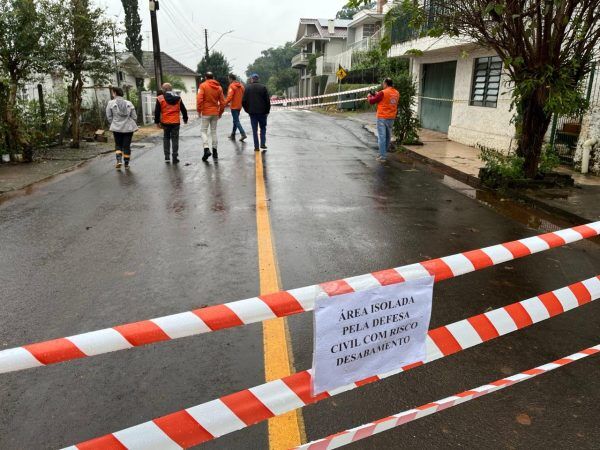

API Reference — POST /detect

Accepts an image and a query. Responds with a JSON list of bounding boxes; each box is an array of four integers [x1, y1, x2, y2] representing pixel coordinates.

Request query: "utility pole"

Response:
[[149, 0, 163, 89], [111, 23, 120, 87], [204, 29, 210, 65]]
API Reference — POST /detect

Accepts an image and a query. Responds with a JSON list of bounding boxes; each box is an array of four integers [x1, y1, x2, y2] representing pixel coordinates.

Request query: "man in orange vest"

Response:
[[155, 83, 188, 164], [368, 78, 400, 163], [224, 73, 247, 142], [197, 72, 226, 161]]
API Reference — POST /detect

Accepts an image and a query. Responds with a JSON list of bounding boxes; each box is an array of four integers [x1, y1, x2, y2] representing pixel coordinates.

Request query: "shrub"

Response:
[[391, 73, 420, 144], [479, 145, 525, 182]]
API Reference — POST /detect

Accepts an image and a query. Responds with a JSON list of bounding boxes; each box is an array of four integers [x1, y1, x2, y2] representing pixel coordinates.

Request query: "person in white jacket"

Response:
[[106, 87, 138, 169]]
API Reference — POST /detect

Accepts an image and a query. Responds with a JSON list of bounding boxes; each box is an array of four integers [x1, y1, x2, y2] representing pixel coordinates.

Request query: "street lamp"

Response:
[[209, 30, 235, 51]]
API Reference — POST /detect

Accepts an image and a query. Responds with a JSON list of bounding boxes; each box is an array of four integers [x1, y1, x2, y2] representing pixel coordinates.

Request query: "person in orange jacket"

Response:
[[197, 72, 226, 161], [224, 74, 247, 142], [368, 77, 400, 163]]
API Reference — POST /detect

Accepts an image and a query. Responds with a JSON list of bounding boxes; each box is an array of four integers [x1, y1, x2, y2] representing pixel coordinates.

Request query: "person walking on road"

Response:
[[368, 78, 400, 163], [155, 83, 188, 164], [224, 74, 247, 142], [197, 72, 226, 161], [242, 73, 271, 152], [106, 87, 138, 170]]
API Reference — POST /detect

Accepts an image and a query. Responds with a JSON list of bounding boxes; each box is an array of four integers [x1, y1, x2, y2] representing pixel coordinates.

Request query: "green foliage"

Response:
[[479, 145, 525, 180], [307, 52, 322, 77], [246, 42, 299, 93], [49, 0, 114, 148], [336, 2, 375, 20], [149, 74, 188, 93], [0, 0, 55, 158], [19, 92, 69, 146], [197, 51, 233, 91], [120, 0, 142, 64], [392, 74, 420, 145], [266, 69, 298, 96], [539, 144, 560, 174]]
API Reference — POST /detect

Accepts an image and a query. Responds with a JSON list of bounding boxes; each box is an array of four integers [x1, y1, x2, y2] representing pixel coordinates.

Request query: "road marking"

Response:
[[255, 152, 305, 449]]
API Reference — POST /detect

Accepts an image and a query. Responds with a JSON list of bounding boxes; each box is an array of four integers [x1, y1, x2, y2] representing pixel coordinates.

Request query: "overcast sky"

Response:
[[96, 0, 347, 76]]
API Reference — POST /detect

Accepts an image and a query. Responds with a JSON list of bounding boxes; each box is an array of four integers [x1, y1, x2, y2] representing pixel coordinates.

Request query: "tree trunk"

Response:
[[5, 81, 20, 157], [70, 74, 83, 149], [516, 88, 552, 178]]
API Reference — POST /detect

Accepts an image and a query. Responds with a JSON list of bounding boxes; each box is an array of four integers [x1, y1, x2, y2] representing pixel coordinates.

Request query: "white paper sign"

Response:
[[312, 276, 434, 395]]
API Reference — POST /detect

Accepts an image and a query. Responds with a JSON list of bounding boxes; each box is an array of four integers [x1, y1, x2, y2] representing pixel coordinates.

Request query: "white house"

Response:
[[22, 52, 148, 108], [389, 19, 516, 152], [291, 18, 352, 98], [327, 0, 395, 71], [142, 51, 198, 111]]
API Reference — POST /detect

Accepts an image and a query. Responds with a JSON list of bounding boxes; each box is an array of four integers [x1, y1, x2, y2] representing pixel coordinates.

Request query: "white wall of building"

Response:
[[409, 47, 516, 151], [144, 75, 197, 111]]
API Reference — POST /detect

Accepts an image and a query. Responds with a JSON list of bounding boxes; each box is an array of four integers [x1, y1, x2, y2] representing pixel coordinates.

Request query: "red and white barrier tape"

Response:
[[295, 343, 600, 450], [272, 97, 368, 111], [65, 275, 600, 449], [271, 85, 377, 105], [1, 222, 598, 375]]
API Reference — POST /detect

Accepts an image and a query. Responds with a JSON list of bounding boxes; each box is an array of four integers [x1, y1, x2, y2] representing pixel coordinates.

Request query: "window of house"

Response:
[[363, 24, 377, 37], [470, 56, 502, 108]]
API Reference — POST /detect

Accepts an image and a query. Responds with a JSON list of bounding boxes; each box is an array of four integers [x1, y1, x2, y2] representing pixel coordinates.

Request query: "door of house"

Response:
[[420, 61, 457, 133]]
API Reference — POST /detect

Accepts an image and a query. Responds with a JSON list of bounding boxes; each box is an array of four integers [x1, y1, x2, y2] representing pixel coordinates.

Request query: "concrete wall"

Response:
[[410, 47, 516, 152], [325, 39, 346, 58], [574, 104, 600, 175]]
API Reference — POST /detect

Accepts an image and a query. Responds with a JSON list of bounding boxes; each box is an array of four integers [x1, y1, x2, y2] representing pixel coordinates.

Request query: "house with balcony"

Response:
[[387, 1, 516, 153], [291, 18, 351, 99]]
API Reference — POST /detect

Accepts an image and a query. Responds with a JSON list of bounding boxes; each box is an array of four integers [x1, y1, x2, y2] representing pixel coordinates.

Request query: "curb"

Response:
[[354, 117, 594, 225], [399, 146, 594, 224]]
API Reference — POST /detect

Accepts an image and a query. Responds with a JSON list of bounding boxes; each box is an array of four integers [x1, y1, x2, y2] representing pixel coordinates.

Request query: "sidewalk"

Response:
[[350, 112, 600, 223], [0, 126, 161, 194]]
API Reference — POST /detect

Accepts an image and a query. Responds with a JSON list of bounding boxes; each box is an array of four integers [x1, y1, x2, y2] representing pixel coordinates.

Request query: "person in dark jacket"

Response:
[[155, 83, 188, 164], [242, 73, 271, 152]]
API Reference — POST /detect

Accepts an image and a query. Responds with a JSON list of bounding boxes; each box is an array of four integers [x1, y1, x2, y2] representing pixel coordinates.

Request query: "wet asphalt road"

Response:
[[1, 110, 599, 450]]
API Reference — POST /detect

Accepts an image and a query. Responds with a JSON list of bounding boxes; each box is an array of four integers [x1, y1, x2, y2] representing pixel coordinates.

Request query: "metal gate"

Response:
[[420, 61, 457, 133], [550, 61, 599, 165]]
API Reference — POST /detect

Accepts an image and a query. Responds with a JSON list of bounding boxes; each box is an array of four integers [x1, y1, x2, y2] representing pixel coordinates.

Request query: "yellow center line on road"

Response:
[[255, 151, 305, 449]]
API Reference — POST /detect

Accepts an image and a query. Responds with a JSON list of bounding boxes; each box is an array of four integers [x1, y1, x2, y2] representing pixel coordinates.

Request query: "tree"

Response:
[[148, 74, 187, 93], [352, 0, 600, 178], [336, 2, 375, 19], [121, 0, 144, 113], [50, 0, 113, 148], [0, 0, 53, 161], [197, 51, 233, 91], [246, 42, 299, 94]]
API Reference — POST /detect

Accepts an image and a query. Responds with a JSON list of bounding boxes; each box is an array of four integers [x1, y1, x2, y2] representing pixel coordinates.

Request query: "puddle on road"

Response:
[[439, 175, 579, 233]]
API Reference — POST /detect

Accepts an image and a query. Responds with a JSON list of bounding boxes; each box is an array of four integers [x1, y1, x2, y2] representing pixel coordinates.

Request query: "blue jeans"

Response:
[[377, 118, 394, 159], [250, 114, 268, 149], [231, 109, 246, 136]]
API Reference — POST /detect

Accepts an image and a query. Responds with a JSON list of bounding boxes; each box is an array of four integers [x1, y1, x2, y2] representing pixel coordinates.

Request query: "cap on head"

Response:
[[205, 72, 214, 80], [251, 73, 259, 82], [161, 82, 173, 91]]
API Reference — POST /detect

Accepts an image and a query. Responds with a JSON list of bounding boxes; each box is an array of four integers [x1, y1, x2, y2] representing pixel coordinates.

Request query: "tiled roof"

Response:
[[142, 51, 198, 78], [298, 18, 350, 38]]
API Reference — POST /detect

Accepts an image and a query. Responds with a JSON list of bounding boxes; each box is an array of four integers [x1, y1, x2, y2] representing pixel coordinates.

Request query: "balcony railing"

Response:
[[291, 53, 311, 68], [316, 56, 336, 76]]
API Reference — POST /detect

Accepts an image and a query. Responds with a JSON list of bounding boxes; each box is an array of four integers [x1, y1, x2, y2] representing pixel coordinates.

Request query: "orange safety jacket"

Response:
[[225, 81, 245, 110], [157, 95, 182, 124], [372, 87, 400, 119]]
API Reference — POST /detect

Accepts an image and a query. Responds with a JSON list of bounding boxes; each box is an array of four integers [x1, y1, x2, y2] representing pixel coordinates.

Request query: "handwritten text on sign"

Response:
[[312, 277, 434, 394]]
